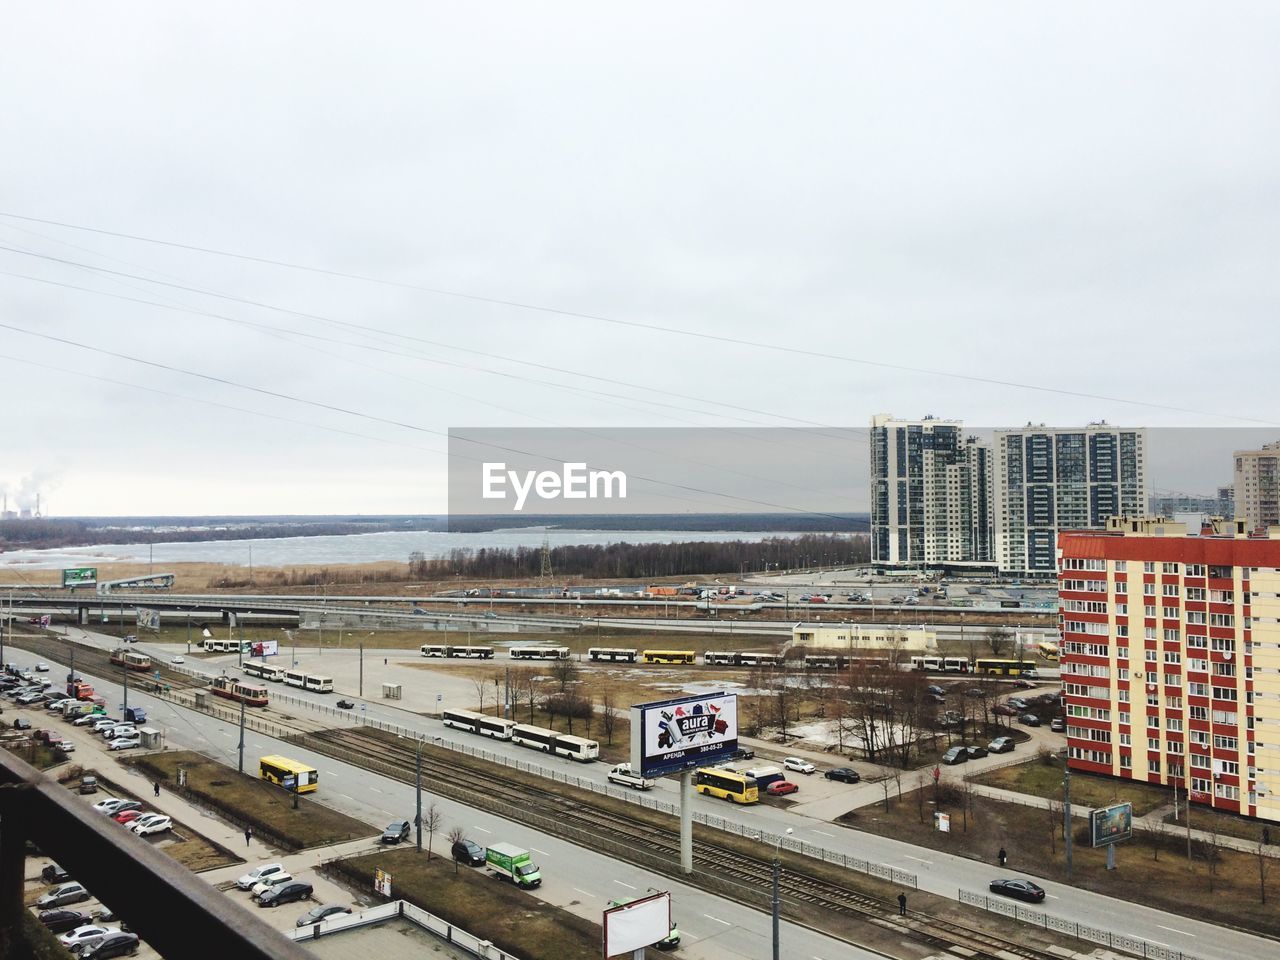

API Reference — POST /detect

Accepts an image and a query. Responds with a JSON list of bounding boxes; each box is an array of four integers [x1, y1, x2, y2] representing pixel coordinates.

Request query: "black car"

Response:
[[729, 748, 755, 761], [451, 838, 487, 866], [941, 746, 968, 765], [83, 932, 140, 958], [41, 863, 71, 884], [37, 909, 91, 933], [989, 878, 1046, 903], [381, 820, 411, 844], [295, 903, 352, 927], [335, 699, 355, 710], [258, 881, 314, 908], [1019, 713, 1042, 727], [965, 744, 988, 760], [824, 767, 861, 783]]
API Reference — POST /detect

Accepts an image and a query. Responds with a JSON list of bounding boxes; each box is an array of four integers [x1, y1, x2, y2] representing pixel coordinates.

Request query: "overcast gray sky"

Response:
[[2, 3, 1277, 516]]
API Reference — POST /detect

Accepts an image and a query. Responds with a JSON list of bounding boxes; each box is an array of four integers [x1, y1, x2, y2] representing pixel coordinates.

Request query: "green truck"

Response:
[[485, 843, 541, 889]]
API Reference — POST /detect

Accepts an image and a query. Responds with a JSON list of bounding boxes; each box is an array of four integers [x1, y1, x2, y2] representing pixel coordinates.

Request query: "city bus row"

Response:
[[440, 707, 599, 762], [418, 644, 1042, 677]]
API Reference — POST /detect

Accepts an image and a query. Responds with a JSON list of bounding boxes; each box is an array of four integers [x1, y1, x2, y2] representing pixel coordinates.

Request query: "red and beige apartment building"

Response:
[[1058, 515, 1280, 824]]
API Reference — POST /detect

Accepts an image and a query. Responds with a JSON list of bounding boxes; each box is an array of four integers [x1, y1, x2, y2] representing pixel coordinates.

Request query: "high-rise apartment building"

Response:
[[1059, 517, 1280, 824], [993, 423, 1146, 575], [869, 415, 991, 567], [1234, 442, 1280, 534]]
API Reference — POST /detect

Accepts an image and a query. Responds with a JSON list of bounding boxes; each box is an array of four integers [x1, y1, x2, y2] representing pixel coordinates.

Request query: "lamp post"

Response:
[[753, 827, 792, 960]]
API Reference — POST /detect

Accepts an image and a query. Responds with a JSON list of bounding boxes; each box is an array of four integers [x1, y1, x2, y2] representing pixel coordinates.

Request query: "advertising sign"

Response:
[[1089, 801, 1133, 847], [62, 567, 97, 588], [602, 890, 671, 957], [374, 868, 392, 897], [629, 692, 737, 778], [250, 640, 279, 657], [136, 608, 161, 631]]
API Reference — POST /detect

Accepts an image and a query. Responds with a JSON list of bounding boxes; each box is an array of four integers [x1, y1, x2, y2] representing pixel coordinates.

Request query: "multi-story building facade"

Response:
[[869, 415, 991, 567], [1059, 516, 1280, 824], [1234, 441, 1280, 534], [994, 423, 1146, 575]]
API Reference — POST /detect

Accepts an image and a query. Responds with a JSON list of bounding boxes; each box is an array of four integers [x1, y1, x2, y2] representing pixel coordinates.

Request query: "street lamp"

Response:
[[754, 827, 793, 960]]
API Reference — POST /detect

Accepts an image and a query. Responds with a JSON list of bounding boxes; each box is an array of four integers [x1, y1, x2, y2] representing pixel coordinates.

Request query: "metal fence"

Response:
[[958, 889, 1204, 960], [291, 899, 525, 960]]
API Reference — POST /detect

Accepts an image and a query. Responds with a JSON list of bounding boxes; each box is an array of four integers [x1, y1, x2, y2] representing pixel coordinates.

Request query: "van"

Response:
[[78, 776, 99, 795]]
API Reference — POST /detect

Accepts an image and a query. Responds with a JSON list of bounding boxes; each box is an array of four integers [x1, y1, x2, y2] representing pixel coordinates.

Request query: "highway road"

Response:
[[17, 629, 1257, 960]]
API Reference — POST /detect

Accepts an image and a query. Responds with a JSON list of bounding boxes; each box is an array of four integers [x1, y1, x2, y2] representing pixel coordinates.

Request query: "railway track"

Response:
[[295, 726, 1065, 960]]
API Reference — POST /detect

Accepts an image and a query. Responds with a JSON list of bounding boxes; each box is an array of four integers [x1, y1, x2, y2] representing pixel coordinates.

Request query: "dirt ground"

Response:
[[842, 780, 1280, 939], [973, 758, 1173, 816]]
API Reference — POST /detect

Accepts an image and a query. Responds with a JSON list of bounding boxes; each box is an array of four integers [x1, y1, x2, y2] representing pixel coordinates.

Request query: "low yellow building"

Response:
[[789, 623, 937, 655]]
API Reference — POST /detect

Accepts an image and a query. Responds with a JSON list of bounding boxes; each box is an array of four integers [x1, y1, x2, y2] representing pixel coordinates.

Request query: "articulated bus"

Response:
[[441, 708, 518, 740], [640, 650, 696, 664], [259, 755, 318, 793], [510, 723, 600, 761], [587, 647, 638, 663], [910, 655, 972, 673], [282, 670, 334, 693], [210, 675, 269, 707], [703, 651, 739, 665], [974, 658, 1038, 677], [694, 768, 759, 804], [110, 649, 152, 672], [739, 652, 783, 668], [420, 644, 495, 659], [509, 646, 571, 660], [243, 661, 286, 683], [202, 639, 251, 654]]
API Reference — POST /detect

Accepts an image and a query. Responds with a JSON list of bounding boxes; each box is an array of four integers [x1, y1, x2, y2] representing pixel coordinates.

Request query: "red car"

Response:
[[113, 809, 145, 825], [766, 780, 798, 796]]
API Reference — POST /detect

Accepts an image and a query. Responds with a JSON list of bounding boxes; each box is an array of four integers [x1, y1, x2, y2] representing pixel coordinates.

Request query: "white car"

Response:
[[58, 924, 117, 950], [45, 698, 73, 711], [237, 862, 285, 891], [35, 663, 50, 672], [131, 814, 172, 836], [170, 656, 185, 664], [90, 718, 120, 733], [782, 757, 816, 775], [73, 713, 106, 726], [251, 872, 293, 899], [53, 739, 76, 752], [92, 798, 128, 814], [108, 736, 141, 751], [104, 724, 136, 740]]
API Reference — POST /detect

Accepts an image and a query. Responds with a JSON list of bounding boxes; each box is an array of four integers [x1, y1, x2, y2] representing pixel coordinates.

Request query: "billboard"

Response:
[[1089, 801, 1133, 847], [62, 567, 97, 588], [250, 640, 279, 657], [136, 608, 161, 631], [603, 891, 671, 957], [629, 692, 737, 778]]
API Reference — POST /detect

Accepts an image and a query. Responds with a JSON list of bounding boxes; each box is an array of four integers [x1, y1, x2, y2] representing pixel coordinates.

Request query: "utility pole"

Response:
[[359, 644, 364, 699], [122, 656, 129, 712], [186, 615, 191, 654], [415, 737, 423, 851], [1063, 761, 1073, 880], [1184, 773, 1193, 865], [237, 698, 246, 774]]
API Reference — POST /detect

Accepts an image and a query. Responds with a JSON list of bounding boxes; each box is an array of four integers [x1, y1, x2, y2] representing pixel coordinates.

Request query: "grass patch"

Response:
[[842, 781, 1280, 939], [126, 751, 375, 851], [3, 740, 71, 771], [971, 756, 1171, 816], [1165, 805, 1276, 845], [327, 847, 599, 960]]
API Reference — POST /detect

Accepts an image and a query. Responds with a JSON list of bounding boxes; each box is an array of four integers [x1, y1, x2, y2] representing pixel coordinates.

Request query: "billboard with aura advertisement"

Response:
[[630, 692, 738, 779]]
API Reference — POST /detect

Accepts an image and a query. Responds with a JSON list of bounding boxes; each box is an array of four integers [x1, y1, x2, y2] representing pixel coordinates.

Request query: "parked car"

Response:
[[988, 736, 1015, 753], [121, 635, 138, 644], [335, 699, 355, 709], [381, 820, 411, 844], [941, 746, 969, 765], [53, 737, 77, 752], [258, 880, 314, 908], [782, 757, 815, 775], [451, 839, 487, 866], [103, 724, 136, 740], [113, 810, 145, 826], [993, 704, 1020, 716], [237, 863, 286, 891], [38, 909, 92, 933], [58, 923, 117, 951], [37, 882, 91, 908], [35, 663, 50, 672], [131, 814, 172, 837], [824, 767, 861, 784], [82, 932, 140, 959], [46, 698, 73, 711], [78, 776, 99, 795], [251, 872, 294, 899], [296, 903, 352, 927], [41, 863, 71, 884], [1050, 717, 1065, 732], [74, 713, 107, 726], [108, 736, 142, 751], [1014, 678, 1037, 689], [12, 717, 31, 730], [1007, 697, 1029, 710], [1019, 713, 1042, 727], [90, 718, 121, 734], [729, 748, 755, 761], [989, 878, 1046, 903], [766, 780, 798, 796], [926, 685, 945, 696], [965, 744, 989, 760], [94, 799, 141, 816]]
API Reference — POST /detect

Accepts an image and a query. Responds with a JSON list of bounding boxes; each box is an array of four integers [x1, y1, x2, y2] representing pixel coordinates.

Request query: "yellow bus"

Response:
[[640, 649, 696, 664], [259, 755, 319, 794], [694, 768, 759, 804], [1037, 642, 1060, 661], [974, 658, 1039, 677]]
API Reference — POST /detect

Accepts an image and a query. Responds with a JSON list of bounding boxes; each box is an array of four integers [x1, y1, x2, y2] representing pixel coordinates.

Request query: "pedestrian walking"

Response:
[[244, 826, 252, 847], [897, 893, 907, 916], [384, 658, 387, 665], [153, 781, 160, 798], [998, 846, 1007, 867]]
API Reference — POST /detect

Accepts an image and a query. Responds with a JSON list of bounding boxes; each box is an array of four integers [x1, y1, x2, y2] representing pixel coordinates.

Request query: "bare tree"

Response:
[[447, 825, 466, 875], [471, 676, 488, 714], [583, 695, 595, 738], [1205, 818, 1221, 892], [601, 690, 617, 745], [1258, 840, 1271, 904], [424, 802, 443, 860], [550, 658, 578, 693], [1046, 799, 1060, 855], [524, 673, 538, 724], [881, 776, 892, 812], [986, 627, 1013, 658], [1149, 817, 1168, 861], [509, 674, 527, 723], [916, 772, 927, 823], [960, 777, 974, 832]]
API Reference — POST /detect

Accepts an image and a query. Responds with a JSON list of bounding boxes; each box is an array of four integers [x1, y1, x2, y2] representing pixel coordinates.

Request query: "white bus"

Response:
[[283, 670, 307, 688], [243, 661, 286, 683], [509, 646, 571, 660], [421, 644, 495, 659], [304, 674, 333, 693], [739, 652, 783, 668], [442, 707, 484, 733], [703, 651, 739, 665], [587, 647, 637, 663], [910, 655, 971, 673], [442, 707, 518, 741], [202, 638, 250, 653], [511, 723, 599, 762]]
